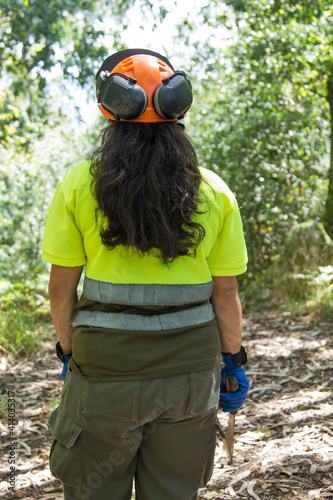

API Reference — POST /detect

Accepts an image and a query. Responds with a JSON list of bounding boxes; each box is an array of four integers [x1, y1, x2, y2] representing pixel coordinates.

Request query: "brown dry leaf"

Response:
[[247, 480, 261, 500], [308, 489, 323, 499], [227, 469, 251, 486]]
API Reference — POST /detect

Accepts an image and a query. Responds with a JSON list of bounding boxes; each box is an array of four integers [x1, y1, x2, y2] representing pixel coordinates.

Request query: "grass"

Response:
[[304, 282, 333, 319], [242, 265, 333, 320], [0, 282, 53, 356]]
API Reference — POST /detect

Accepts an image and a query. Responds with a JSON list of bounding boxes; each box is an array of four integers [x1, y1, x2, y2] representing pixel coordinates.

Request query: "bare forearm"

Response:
[[48, 265, 83, 355], [211, 276, 243, 354], [213, 292, 242, 353], [49, 290, 78, 354]]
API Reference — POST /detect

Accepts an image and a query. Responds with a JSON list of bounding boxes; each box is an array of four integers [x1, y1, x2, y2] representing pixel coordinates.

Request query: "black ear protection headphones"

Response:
[[96, 64, 193, 121], [153, 71, 193, 120]]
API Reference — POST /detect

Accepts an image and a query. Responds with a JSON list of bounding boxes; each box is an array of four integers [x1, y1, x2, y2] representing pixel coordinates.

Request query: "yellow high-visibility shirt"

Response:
[[41, 161, 247, 283]]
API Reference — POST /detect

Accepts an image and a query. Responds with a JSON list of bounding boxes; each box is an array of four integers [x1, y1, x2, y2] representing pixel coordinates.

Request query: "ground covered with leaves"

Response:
[[0, 314, 332, 500]]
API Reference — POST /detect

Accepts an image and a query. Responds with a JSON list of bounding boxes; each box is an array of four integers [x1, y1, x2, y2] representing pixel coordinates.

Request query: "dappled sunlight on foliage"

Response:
[[0, 125, 88, 282], [186, 0, 332, 280], [0, 1, 332, 349], [241, 221, 333, 317]]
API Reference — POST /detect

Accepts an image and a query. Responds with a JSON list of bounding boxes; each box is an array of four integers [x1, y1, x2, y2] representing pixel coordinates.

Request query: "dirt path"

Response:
[[1, 314, 332, 499]]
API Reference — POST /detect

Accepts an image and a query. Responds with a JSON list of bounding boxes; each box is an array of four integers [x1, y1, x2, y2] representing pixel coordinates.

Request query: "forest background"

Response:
[[1, 0, 333, 357]]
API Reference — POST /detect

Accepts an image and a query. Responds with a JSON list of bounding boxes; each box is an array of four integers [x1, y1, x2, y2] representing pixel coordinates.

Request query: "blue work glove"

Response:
[[219, 353, 249, 412], [62, 354, 72, 381]]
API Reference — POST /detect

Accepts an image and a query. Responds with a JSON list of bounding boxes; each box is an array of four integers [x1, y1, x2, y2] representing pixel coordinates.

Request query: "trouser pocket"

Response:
[[49, 404, 84, 486], [186, 367, 220, 417]]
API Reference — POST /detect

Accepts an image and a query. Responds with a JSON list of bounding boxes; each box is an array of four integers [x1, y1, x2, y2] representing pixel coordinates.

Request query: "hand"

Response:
[[219, 365, 249, 412], [62, 354, 72, 381]]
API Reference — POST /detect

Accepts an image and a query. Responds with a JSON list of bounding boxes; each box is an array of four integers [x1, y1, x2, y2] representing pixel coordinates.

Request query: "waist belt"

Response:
[[82, 277, 213, 306], [72, 303, 215, 331]]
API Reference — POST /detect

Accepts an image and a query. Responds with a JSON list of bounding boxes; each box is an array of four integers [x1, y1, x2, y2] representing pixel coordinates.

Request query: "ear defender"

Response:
[[96, 72, 148, 121], [96, 50, 193, 123], [153, 71, 193, 120]]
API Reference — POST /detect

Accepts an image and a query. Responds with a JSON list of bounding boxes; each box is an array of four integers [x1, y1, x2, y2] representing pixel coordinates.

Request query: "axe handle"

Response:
[[226, 375, 239, 415]]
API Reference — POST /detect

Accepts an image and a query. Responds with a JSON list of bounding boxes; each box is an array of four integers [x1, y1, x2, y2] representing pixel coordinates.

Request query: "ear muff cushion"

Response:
[[153, 72, 193, 119], [99, 74, 148, 120]]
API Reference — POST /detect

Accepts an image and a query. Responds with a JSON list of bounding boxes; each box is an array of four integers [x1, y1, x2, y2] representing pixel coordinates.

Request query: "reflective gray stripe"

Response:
[[83, 277, 213, 306], [72, 303, 215, 331]]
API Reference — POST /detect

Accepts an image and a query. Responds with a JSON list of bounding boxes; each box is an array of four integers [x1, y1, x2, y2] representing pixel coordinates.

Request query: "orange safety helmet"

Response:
[[96, 48, 193, 123]]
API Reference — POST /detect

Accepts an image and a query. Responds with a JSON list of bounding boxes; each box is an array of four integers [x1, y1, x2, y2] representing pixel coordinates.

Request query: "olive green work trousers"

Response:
[[49, 358, 220, 500]]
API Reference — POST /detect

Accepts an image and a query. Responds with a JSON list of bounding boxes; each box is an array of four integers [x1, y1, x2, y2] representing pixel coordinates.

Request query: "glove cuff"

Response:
[[222, 346, 247, 368], [56, 341, 72, 364]]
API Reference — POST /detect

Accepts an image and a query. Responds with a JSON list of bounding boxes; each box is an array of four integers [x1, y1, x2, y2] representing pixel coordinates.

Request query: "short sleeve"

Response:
[[206, 196, 248, 276], [41, 181, 87, 267]]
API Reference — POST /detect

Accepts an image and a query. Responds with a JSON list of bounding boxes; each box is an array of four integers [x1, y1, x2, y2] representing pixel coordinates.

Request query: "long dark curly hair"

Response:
[[90, 121, 206, 263]]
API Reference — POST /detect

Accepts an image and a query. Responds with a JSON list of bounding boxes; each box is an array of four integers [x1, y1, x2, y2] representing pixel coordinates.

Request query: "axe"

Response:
[[216, 375, 239, 464]]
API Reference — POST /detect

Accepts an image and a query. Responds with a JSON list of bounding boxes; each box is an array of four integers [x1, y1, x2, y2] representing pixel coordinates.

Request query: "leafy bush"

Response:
[[0, 281, 53, 356], [0, 119, 93, 356], [0, 124, 89, 282], [241, 222, 333, 318], [189, 78, 329, 282]]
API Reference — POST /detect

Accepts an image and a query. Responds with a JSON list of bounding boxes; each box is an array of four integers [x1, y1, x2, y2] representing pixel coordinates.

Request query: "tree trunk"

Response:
[[324, 73, 333, 240]]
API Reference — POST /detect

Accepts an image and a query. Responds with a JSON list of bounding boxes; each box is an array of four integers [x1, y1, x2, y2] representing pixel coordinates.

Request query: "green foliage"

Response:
[[185, 0, 331, 279], [241, 221, 333, 317], [307, 267, 333, 318], [0, 88, 20, 143], [0, 281, 52, 356], [0, 0, 130, 90], [189, 78, 328, 279], [242, 265, 333, 319], [0, 116, 94, 358], [1, 0, 333, 357], [0, 0, 137, 143], [0, 0, 143, 357], [0, 120, 89, 282], [222, 0, 333, 240]]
